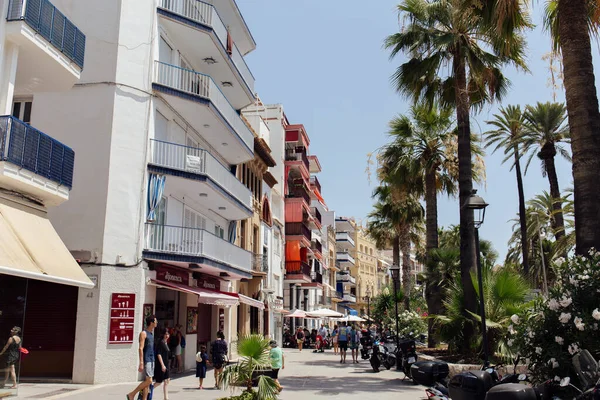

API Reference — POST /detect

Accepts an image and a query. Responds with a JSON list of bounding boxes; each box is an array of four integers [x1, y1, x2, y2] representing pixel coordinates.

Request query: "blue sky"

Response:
[[239, 0, 577, 261]]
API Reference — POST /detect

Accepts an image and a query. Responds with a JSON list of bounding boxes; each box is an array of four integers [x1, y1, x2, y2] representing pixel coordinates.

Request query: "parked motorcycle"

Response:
[[360, 330, 374, 360], [397, 334, 418, 379], [370, 339, 396, 372]]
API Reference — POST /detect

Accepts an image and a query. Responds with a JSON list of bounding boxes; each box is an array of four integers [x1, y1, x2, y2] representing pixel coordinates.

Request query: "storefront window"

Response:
[[0, 274, 27, 396]]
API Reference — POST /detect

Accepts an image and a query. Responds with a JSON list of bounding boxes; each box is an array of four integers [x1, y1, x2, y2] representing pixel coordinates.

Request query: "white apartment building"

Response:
[[0, 0, 94, 390], [242, 103, 286, 339], [14, 0, 261, 384]]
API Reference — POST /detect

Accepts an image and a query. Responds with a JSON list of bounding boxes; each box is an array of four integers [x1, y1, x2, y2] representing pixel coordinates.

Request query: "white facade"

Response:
[[26, 0, 259, 384]]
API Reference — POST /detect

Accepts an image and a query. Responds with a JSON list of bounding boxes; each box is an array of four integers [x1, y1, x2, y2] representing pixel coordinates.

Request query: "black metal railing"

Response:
[[312, 271, 323, 284], [310, 175, 321, 193], [312, 239, 322, 254], [0, 115, 74, 188], [335, 291, 343, 299], [286, 183, 311, 204], [285, 222, 312, 242], [314, 208, 322, 224], [252, 253, 269, 273], [7, 0, 86, 68], [285, 261, 311, 276], [285, 146, 310, 171]]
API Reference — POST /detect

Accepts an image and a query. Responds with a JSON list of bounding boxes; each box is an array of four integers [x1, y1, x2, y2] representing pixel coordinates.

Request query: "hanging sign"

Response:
[[109, 293, 136, 344]]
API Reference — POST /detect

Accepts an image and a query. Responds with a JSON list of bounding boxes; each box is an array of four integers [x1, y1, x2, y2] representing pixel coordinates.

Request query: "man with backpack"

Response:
[[337, 322, 349, 364]]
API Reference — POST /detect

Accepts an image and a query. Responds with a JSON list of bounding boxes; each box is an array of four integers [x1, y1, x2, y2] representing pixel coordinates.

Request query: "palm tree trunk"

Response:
[[558, 0, 600, 255], [453, 50, 477, 353], [400, 226, 412, 310], [513, 147, 529, 275], [425, 168, 440, 347], [544, 153, 565, 241]]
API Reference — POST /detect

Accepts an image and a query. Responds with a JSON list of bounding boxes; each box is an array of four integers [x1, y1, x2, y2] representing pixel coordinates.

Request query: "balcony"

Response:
[[284, 261, 311, 283], [310, 175, 321, 194], [156, 0, 255, 108], [252, 253, 268, 275], [286, 183, 311, 205], [337, 273, 356, 286], [336, 231, 355, 250], [332, 290, 343, 302], [285, 147, 309, 177], [0, 116, 73, 206], [336, 251, 355, 266], [312, 239, 322, 255], [149, 139, 252, 219], [6, 0, 85, 93], [143, 223, 252, 278], [285, 222, 311, 244], [336, 218, 355, 233], [152, 61, 253, 164], [311, 271, 323, 284], [343, 293, 357, 303]]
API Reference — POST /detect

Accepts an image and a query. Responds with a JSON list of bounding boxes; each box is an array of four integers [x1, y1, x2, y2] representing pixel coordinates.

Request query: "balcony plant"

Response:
[[219, 334, 279, 400]]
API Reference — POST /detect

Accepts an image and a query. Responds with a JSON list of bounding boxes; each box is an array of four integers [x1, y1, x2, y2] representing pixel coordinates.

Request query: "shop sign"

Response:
[[195, 274, 220, 291], [109, 293, 136, 344], [156, 265, 189, 286]]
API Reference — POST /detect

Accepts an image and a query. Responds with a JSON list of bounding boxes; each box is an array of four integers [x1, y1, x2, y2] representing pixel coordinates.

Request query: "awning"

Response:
[[0, 197, 93, 288], [149, 279, 239, 306], [222, 292, 265, 310]]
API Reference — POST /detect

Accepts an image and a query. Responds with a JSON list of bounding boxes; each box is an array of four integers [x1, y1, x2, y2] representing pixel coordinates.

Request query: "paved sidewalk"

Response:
[[12, 350, 426, 400]]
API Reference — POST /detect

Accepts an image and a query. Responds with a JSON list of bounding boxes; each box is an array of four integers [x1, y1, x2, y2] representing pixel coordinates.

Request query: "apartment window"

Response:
[[12, 100, 32, 124], [214, 225, 225, 239], [183, 207, 206, 229], [274, 232, 280, 256], [159, 36, 172, 64], [240, 220, 247, 249]]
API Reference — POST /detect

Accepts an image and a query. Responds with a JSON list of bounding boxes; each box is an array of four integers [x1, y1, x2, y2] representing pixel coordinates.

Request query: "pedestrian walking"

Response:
[[337, 322, 349, 364], [126, 315, 157, 400], [268, 340, 284, 392], [153, 328, 170, 400], [168, 325, 183, 373], [331, 325, 339, 355], [195, 345, 210, 389], [211, 331, 228, 389], [349, 325, 360, 364], [0, 327, 21, 389], [317, 324, 327, 353], [295, 327, 305, 352]]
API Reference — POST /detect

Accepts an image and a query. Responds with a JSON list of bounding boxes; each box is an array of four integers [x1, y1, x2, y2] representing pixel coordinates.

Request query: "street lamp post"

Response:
[[364, 287, 372, 324], [465, 189, 490, 366], [389, 264, 401, 370]]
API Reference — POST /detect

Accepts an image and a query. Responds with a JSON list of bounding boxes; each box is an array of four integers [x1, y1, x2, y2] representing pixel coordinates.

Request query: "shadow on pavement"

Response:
[[281, 375, 423, 395]]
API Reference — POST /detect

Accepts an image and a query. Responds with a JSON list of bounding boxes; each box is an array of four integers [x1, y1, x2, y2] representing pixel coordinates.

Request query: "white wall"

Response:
[[73, 264, 153, 384]]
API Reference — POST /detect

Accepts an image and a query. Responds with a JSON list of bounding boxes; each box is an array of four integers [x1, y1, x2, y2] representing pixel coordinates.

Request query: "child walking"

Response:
[[195, 345, 210, 389]]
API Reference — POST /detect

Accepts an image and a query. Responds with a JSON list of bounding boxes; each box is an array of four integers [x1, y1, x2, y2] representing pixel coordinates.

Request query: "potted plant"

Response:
[[219, 334, 279, 400]]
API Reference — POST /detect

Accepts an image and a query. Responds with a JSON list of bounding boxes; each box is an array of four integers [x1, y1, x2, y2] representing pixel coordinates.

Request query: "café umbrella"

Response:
[[307, 308, 344, 318]]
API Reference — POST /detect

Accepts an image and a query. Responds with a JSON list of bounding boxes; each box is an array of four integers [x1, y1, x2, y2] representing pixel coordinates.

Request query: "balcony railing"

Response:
[[0, 116, 74, 188], [310, 175, 321, 193], [343, 294, 357, 303], [312, 271, 323, 284], [312, 239, 322, 254], [7, 0, 86, 68], [153, 61, 254, 150], [336, 231, 355, 247], [286, 184, 310, 205], [334, 290, 343, 300], [285, 261, 311, 276], [145, 223, 251, 272], [337, 273, 356, 285], [285, 147, 309, 171], [150, 139, 251, 209], [313, 208, 322, 225], [336, 251, 355, 264], [285, 222, 311, 243], [252, 253, 269, 273], [157, 0, 254, 92]]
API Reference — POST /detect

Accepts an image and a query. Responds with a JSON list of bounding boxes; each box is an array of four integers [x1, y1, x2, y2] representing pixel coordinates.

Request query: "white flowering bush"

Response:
[[396, 310, 427, 338], [507, 251, 600, 383]]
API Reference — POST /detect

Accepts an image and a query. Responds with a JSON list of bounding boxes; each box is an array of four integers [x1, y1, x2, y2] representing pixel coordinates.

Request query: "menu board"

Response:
[[109, 293, 136, 344]]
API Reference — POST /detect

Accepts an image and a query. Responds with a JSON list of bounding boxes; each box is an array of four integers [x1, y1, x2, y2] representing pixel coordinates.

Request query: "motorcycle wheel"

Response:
[[383, 361, 391, 370]]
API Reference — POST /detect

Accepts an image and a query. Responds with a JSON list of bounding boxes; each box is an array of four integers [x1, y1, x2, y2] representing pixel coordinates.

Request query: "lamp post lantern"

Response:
[[465, 189, 490, 366], [389, 264, 401, 370]]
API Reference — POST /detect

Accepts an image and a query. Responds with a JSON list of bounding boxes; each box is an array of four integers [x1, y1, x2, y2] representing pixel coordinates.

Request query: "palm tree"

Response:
[[522, 102, 570, 241], [385, 0, 528, 349], [370, 185, 424, 310], [485, 105, 529, 274], [545, 0, 600, 256], [220, 334, 279, 400]]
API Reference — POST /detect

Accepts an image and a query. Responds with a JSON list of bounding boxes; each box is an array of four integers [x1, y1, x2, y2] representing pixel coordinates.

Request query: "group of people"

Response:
[[289, 322, 378, 365], [126, 316, 230, 400]]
